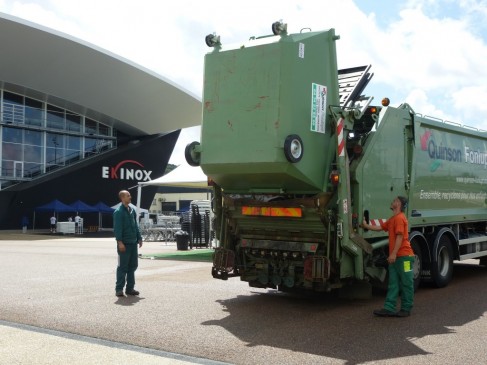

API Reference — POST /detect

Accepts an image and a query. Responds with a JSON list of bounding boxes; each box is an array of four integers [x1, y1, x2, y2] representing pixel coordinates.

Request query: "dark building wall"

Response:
[[1, 130, 180, 229]]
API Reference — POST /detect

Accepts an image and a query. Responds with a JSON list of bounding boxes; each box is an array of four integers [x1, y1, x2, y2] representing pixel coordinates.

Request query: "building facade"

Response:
[[0, 13, 201, 229]]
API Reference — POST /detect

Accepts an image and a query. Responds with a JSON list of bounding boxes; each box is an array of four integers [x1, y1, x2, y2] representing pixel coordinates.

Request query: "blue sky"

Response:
[[1, 0, 486, 165]]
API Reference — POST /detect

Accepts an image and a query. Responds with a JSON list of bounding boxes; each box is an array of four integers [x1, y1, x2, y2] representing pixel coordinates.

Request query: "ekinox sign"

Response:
[[101, 160, 152, 181]]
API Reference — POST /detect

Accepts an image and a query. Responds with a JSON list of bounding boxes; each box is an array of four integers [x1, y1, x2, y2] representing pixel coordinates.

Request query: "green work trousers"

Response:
[[116, 244, 138, 292], [384, 256, 414, 312]]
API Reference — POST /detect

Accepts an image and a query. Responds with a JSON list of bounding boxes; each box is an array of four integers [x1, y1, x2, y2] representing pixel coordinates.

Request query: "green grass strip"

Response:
[[142, 249, 214, 262]]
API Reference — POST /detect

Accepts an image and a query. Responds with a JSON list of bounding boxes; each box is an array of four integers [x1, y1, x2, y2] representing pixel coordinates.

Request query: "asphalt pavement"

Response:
[[1, 230, 486, 364]]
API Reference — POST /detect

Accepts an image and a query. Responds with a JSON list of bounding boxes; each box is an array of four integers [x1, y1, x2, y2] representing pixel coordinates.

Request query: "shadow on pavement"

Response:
[[114, 296, 145, 306], [202, 263, 487, 364]]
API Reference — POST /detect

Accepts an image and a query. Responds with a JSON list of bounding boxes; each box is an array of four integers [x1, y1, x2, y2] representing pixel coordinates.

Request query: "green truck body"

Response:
[[186, 24, 487, 295]]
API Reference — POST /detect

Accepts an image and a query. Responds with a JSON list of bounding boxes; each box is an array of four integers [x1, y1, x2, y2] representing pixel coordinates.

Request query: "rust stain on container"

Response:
[[205, 101, 213, 112]]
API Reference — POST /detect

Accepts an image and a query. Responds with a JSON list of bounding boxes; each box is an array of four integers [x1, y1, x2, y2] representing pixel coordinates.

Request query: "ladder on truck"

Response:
[[338, 65, 374, 108]]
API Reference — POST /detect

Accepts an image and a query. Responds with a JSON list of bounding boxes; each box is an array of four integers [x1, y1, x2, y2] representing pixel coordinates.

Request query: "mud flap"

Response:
[[212, 248, 236, 280]]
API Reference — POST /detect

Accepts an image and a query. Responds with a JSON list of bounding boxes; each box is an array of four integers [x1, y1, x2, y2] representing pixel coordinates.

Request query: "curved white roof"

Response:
[[0, 12, 201, 135]]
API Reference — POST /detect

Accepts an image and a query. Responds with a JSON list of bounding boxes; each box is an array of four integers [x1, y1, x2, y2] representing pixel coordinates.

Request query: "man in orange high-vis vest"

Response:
[[362, 196, 415, 317]]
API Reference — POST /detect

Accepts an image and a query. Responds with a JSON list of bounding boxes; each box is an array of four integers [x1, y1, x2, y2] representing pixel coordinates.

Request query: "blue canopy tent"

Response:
[[33, 199, 74, 230], [35, 199, 73, 212], [69, 200, 98, 213], [94, 202, 115, 229], [93, 202, 115, 213]]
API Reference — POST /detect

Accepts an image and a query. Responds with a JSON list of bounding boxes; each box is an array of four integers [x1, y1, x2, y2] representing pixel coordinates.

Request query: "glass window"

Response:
[[46, 147, 65, 165], [85, 118, 97, 135], [24, 145, 42, 163], [2, 142, 23, 160], [67, 135, 81, 150], [24, 162, 42, 178], [84, 137, 97, 156], [66, 112, 81, 132], [1, 160, 13, 177], [46, 104, 65, 130], [24, 130, 42, 146], [2, 127, 22, 143], [65, 149, 81, 163], [99, 124, 110, 136], [25, 98, 43, 127], [3, 91, 23, 105], [47, 133, 65, 148]]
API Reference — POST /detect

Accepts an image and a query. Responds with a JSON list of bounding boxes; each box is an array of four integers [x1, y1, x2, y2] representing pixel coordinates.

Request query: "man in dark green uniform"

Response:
[[113, 190, 143, 297]]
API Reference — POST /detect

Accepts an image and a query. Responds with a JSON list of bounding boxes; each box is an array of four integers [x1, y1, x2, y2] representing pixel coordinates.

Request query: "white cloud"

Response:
[[451, 86, 487, 129], [2, 0, 487, 162]]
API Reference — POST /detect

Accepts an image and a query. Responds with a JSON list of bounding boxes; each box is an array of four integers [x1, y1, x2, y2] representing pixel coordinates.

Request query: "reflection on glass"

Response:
[[3, 91, 23, 105], [24, 145, 42, 163], [1, 160, 13, 176], [47, 133, 65, 148], [24, 130, 42, 146], [24, 162, 42, 178], [2, 127, 22, 143], [66, 112, 81, 132], [99, 124, 110, 136], [2, 142, 22, 160], [25, 98, 43, 126], [85, 118, 97, 134], [67, 135, 81, 150], [47, 104, 65, 130]]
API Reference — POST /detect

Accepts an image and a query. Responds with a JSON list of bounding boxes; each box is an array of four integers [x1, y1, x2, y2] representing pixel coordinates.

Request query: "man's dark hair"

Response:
[[397, 196, 408, 212]]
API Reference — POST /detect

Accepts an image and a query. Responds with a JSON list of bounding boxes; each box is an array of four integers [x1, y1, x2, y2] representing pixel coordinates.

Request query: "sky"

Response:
[[1, 0, 487, 166]]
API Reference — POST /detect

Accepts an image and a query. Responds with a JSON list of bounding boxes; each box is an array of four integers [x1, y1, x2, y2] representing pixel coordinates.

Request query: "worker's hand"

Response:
[[118, 241, 126, 253], [387, 253, 397, 264], [138, 240, 143, 248]]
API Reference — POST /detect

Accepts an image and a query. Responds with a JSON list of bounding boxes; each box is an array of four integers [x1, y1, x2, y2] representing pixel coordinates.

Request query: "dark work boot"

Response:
[[373, 308, 396, 317]]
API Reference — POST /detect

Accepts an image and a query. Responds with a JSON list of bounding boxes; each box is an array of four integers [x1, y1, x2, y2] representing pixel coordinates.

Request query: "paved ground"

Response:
[[1, 231, 487, 364]]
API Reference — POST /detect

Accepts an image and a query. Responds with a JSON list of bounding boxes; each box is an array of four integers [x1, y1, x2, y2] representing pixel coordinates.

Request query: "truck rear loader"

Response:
[[185, 22, 487, 297]]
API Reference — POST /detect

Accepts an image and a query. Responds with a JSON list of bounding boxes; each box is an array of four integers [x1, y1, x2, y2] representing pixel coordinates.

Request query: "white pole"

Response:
[[136, 183, 142, 222]]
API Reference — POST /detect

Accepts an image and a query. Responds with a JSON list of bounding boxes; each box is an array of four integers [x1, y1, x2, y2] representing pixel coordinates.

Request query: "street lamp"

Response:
[[52, 136, 59, 165]]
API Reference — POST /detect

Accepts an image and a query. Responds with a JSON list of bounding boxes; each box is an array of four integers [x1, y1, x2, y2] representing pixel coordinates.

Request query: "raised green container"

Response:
[[200, 29, 340, 194]]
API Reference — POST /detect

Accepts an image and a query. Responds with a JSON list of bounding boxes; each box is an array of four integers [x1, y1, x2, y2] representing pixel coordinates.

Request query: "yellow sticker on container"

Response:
[[404, 261, 411, 272]]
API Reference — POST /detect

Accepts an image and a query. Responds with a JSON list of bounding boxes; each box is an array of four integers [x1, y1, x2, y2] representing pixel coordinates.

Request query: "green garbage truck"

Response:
[[185, 22, 487, 296]]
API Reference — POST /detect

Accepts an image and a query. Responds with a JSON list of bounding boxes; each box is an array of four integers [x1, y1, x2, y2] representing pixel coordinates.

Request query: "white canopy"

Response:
[[111, 202, 148, 214], [135, 163, 210, 217], [139, 163, 209, 188]]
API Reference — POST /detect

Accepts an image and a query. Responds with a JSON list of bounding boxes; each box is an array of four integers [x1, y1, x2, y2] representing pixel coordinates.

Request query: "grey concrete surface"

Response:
[[0, 232, 486, 364], [0, 320, 228, 365]]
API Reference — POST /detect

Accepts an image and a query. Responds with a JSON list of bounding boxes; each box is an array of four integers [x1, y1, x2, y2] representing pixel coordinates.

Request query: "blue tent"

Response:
[[93, 201, 115, 214], [93, 201, 115, 230], [35, 199, 73, 212], [69, 200, 98, 213], [33, 199, 74, 230]]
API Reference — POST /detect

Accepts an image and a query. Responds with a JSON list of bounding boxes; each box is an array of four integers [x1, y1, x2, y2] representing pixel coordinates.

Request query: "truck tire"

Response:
[[479, 257, 487, 267], [432, 235, 454, 288], [284, 134, 303, 163], [185, 141, 201, 166], [410, 239, 422, 292]]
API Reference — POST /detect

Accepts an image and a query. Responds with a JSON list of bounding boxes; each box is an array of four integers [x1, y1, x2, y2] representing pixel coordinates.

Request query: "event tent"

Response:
[[94, 202, 115, 229], [111, 202, 148, 214], [135, 163, 209, 215], [34, 199, 115, 230], [69, 200, 98, 213], [94, 202, 115, 213], [139, 163, 208, 188], [35, 199, 73, 212]]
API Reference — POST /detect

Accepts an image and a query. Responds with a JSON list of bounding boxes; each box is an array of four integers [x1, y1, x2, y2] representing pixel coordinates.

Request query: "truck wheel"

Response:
[[185, 141, 201, 166], [432, 235, 454, 288], [479, 257, 487, 267], [410, 239, 422, 292], [284, 134, 303, 163]]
